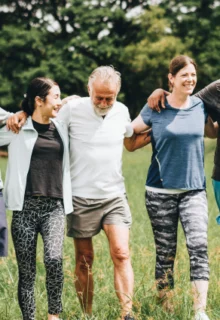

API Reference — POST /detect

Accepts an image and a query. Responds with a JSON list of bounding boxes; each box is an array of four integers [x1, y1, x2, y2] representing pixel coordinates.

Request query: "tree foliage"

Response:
[[159, 0, 220, 88], [0, 0, 219, 114]]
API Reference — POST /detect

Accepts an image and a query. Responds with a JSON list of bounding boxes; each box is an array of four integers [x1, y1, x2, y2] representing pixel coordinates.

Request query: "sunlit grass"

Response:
[[0, 139, 219, 319]]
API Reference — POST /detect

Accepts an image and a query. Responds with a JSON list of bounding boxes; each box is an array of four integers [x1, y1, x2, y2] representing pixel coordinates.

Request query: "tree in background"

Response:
[[160, 0, 220, 89], [0, 0, 219, 116], [119, 6, 187, 116]]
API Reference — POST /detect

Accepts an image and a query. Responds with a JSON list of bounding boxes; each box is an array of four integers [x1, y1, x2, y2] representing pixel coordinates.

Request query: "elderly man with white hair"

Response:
[[57, 66, 149, 320]]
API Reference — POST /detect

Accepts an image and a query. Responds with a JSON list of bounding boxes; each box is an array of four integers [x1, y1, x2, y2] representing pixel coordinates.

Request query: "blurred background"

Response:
[[0, 0, 219, 118]]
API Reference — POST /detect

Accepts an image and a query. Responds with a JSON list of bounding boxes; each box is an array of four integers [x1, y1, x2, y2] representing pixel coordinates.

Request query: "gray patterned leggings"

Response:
[[145, 190, 209, 290], [12, 197, 65, 320]]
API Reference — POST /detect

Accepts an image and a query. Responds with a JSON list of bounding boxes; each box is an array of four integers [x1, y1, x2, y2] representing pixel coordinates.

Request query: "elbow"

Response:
[[205, 130, 218, 139], [125, 145, 135, 152], [206, 134, 217, 139], [205, 133, 217, 139]]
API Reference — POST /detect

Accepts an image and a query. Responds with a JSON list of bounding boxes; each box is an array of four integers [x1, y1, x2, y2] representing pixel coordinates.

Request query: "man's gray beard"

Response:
[[93, 103, 114, 116]]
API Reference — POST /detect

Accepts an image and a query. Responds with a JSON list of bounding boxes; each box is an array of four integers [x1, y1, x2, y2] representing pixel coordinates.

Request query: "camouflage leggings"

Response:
[[145, 190, 209, 290]]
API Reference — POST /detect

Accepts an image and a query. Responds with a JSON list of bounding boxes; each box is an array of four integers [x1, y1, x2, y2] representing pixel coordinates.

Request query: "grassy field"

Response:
[[0, 140, 219, 320]]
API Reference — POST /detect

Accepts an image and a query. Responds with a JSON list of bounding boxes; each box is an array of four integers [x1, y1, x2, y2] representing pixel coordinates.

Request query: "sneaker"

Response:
[[195, 311, 210, 320], [124, 314, 135, 320]]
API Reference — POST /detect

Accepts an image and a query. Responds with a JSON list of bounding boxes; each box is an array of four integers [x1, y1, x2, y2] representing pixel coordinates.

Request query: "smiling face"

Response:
[[168, 63, 197, 96], [88, 80, 118, 116], [39, 85, 62, 119]]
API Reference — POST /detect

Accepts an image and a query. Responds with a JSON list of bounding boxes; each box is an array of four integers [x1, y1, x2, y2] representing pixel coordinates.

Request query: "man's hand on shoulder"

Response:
[[6, 111, 28, 133], [147, 89, 170, 112], [61, 95, 81, 107]]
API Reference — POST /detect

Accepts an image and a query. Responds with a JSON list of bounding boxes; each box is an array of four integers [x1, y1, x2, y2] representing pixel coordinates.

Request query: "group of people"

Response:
[[0, 56, 219, 320]]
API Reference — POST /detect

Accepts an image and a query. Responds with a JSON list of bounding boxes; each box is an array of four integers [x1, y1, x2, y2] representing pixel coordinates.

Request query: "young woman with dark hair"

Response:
[[0, 77, 72, 320]]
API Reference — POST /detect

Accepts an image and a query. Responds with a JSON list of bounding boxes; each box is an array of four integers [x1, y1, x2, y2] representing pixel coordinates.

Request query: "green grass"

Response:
[[0, 139, 219, 320]]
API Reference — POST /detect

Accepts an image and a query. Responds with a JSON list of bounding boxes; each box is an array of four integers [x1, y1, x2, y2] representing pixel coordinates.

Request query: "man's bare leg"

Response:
[[104, 225, 134, 319], [74, 238, 94, 315]]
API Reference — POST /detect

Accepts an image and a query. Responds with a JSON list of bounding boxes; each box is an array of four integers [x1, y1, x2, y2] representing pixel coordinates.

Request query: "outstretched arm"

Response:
[[147, 89, 170, 112]]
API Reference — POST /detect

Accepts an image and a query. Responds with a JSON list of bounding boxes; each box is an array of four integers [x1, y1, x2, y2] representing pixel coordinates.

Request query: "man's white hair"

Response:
[[88, 66, 121, 93]]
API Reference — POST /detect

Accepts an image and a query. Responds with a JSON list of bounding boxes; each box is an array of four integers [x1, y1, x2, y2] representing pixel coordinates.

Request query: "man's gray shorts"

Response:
[[67, 195, 132, 238]]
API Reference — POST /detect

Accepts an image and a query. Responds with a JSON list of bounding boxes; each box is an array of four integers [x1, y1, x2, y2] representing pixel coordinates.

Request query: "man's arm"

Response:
[[195, 80, 220, 110], [124, 130, 151, 152], [124, 114, 151, 151], [205, 116, 219, 139]]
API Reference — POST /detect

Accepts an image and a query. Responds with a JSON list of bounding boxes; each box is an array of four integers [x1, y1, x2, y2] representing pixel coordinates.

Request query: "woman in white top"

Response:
[[0, 77, 72, 320]]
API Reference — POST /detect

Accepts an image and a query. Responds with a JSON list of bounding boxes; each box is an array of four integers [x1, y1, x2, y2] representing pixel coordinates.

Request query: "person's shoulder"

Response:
[[115, 100, 128, 109], [21, 116, 34, 129], [66, 97, 90, 109], [202, 79, 220, 94], [190, 96, 206, 115], [196, 79, 220, 97], [190, 95, 204, 107], [62, 97, 91, 117], [51, 118, 68, 133], [140, 103, 152, 115], [114, 101, 131, 116], [209, 79, 220, 93], [209, 79, 220, 87]]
